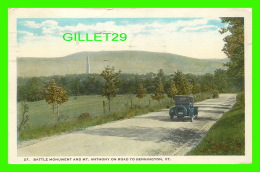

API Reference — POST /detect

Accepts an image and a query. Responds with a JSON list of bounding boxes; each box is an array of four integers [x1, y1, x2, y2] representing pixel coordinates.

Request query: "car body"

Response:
[[169, 96, 198, 122]]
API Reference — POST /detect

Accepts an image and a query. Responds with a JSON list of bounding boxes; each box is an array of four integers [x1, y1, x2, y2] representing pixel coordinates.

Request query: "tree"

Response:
[[17, 77, 44, 102], [18, 101, 29, 131], [136, 83, 147, 107], [167, 80, 178, 100], [219, 17, 244, 89], [100, 66, 121, 113], [156, 69, 166, 84], [44, 79, 68, 123], [152, 80, 165, 105], [69, 77, 82, 96], [144, 72, 157, 93], [185, 74, 200, 94], [200, 73, 216, 92], [173, 71, 192, 95], [191, 80, 200, 94], [213, 69, 228, 93]]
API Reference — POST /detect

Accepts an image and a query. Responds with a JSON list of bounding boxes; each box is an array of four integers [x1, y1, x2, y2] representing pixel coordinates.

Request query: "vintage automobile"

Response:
[[169, 96, 198, 122]]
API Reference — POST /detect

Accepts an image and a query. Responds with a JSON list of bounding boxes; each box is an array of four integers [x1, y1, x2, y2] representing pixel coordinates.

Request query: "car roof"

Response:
[[174, 96, 194, 103]]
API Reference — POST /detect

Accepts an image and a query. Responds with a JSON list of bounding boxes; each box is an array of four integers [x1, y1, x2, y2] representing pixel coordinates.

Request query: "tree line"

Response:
[[17, 68, 240, 103]]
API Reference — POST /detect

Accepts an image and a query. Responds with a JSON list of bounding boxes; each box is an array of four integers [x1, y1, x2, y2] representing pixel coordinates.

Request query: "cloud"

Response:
[[18, 31, 34, 36], [18, 18, 227, 59], [21, 20, 58, 28], [41, 20, 58, 27], [181, 25, 218, 32], [175, 18, 209, 27], [63, 23, 93, 33], [21, 18, 221, 35], [22, 21, 41, 28]]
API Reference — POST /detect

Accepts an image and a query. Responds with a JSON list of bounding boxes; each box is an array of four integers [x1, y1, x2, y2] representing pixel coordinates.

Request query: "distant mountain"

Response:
[[17, 51, 228, 77]]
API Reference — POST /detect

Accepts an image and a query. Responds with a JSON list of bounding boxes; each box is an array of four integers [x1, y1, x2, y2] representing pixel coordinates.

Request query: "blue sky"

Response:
[[17, 18, 228, 59]]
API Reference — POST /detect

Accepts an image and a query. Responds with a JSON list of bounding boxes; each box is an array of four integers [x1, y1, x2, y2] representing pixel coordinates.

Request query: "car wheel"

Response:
[[175, 105, 187, 118]]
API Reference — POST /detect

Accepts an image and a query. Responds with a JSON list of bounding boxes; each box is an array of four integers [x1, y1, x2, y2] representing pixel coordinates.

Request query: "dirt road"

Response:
[[18, 94, 237, 156]]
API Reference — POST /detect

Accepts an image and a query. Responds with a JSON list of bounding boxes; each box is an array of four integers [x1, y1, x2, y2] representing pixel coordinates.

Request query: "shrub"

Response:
[[236, 92, 245, 106], [212, 90, 219, 98], [78, 112, 91, 120], [18, 101, 30, 131]]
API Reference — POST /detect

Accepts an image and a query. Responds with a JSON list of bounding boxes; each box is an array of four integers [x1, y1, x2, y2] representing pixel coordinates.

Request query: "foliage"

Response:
[[44, 79, 68, 123], [236, 92, 245, 106], [220, 17, 244, 89], [212, 90, 219, 98], [136, 83, 147, 107], [186, 74, 200, 94], [78, 112, 91, 120], [18, 69, 238, 102], [173, 70, 192, 95], [18, 101, 29, 131], [152, 80, 165, 103], [17, 77, 44, 101], [166, 80, 178, 99], [199, 73, 216, 92], [213, 69, 228, 93], [193, 92, 213, 102], [191, 81, 200, 94], [156, 69, 166, 84], [136, 83, 146, 98], [100, 66, 121, 112]]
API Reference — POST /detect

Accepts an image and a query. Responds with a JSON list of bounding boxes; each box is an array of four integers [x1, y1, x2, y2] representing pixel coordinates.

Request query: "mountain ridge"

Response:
[[17, 50, 228, 77]]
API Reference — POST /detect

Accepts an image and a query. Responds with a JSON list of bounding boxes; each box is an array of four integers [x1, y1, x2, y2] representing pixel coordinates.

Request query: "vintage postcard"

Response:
[[8, 8, 252, 164]]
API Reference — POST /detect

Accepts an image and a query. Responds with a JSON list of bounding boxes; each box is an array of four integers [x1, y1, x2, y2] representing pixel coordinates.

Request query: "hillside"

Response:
[[17, 51, 228, 77]]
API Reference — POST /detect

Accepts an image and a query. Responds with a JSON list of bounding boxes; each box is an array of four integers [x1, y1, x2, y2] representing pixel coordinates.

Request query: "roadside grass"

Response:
[[187, 92, 245, 155], [18, 92, 213, 141]]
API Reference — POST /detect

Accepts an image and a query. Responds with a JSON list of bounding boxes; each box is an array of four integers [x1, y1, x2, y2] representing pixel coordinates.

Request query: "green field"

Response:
[[188, 93, 245, 155], [18, 94, 171, 129]]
